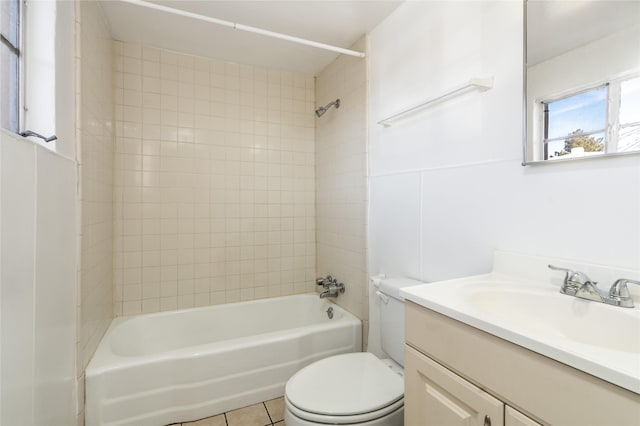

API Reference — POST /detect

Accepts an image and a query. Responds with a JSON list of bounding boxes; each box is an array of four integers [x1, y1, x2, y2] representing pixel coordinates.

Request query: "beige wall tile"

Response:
[[76, 1, 115, 422], [113, 42, 316, 314], [315, 37, 369, 332]]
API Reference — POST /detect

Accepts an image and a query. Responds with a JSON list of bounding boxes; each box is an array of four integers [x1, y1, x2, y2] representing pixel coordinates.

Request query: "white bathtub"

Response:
[[85, 294, 361, 426]]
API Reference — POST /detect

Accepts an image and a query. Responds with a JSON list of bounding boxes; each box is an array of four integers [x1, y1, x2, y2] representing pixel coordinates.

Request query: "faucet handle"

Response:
[[548, 264, 596, 292], [608, 278, 640, 306], [548, 264, 571, 275], [316, 275, 333, 287]]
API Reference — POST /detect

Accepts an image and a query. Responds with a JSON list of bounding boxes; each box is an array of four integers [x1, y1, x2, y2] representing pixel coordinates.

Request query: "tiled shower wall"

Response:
[[113, 42, 317, 315], [76, 1, 114, 423], [315, 37, 369, 343]]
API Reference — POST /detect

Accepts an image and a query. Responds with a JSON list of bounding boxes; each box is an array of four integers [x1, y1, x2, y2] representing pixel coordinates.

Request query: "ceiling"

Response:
[[100, 0, 403, 75], [527, 0, 640, 66]]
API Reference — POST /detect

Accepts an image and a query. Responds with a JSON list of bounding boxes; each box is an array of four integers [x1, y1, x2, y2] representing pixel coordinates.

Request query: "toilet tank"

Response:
[[377, 278, 423, 367]]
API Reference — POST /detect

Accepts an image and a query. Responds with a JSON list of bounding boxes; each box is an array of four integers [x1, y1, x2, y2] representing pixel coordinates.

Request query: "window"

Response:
[[540, 75, 640, 160], [542, 85, 607, 159], [618, 77, 640, 152], [1, 0, 63, 151], [1, 0, 21, 133]]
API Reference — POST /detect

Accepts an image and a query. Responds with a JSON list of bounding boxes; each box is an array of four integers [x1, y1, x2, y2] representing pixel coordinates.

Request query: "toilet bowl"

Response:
[[284, 277, 422, 426]]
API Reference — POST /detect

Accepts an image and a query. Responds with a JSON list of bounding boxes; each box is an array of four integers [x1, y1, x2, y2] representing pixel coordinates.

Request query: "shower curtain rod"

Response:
[[119, 0, 367, 59]]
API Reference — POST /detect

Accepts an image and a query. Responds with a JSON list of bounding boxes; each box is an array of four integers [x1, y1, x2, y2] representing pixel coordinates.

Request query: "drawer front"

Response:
[[505, 406, 542, 426]]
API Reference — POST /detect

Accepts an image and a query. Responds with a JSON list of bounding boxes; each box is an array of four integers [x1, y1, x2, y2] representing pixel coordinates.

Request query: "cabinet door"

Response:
[[405, 345, 504, 426], [505, 406, 542, 426]]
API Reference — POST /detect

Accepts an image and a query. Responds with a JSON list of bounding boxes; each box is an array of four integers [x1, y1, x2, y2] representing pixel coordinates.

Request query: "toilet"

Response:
[[284, 277, 419, 426]]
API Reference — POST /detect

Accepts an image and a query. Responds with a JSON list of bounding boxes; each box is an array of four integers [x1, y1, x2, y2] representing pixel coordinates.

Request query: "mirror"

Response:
[[524, 0, 640, 164]]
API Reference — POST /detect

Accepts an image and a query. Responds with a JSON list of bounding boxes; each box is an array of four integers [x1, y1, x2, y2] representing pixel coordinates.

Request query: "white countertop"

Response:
[[400, 252, 640, 394]]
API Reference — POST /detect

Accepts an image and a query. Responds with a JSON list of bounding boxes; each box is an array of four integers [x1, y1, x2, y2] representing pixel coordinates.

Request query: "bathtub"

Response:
[[85, 294, 361, 426]]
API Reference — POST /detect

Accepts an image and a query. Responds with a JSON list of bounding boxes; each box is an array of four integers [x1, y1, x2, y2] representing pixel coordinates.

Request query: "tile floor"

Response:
[[174, 397, 287, 426]]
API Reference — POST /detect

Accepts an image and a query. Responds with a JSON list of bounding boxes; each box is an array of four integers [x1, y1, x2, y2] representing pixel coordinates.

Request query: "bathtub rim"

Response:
[[86, 293, 361, 375]]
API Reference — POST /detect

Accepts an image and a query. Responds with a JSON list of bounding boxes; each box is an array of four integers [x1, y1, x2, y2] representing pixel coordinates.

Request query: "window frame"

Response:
[[536, 73, 640, 160], [1, 0, 24, 134], [615, 75, 640, 153]]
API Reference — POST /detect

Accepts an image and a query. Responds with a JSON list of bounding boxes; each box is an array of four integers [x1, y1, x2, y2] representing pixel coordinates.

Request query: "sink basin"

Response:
[[401, 268, 640, 394], [467, 286, 640, 354]]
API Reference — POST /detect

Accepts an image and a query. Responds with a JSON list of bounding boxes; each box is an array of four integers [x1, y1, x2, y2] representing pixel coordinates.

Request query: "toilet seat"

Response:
[[285, 352, 404, 424], [286, 394, 403, 424]]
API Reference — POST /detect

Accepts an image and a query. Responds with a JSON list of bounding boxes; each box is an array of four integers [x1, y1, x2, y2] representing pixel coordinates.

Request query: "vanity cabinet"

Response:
[[405, 301, 640, 426], [405, 345, 505, 426], [406, 345, 539, 426]]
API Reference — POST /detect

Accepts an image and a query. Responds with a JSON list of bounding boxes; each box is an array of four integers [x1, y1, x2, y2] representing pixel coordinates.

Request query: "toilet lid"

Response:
[[285, 352, 404, 416]]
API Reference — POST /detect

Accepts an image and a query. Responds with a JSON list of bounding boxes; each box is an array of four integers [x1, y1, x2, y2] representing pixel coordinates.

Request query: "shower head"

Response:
[[315, 99, 340, 118]]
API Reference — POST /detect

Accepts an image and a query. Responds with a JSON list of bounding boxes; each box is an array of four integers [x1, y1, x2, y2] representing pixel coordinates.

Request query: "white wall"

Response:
[[367, 1, 640, 355], [0, 131, 77, 426], [0, 1, 78, 423]]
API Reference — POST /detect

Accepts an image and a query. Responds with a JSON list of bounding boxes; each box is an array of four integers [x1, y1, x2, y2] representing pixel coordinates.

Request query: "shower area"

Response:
[[104, 19, 370, 317], [110, 39, 319, 316], [99, 2, 371, 307]]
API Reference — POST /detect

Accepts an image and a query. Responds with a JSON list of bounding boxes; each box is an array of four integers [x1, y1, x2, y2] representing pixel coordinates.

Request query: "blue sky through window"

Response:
[[547, 86, 607, 140]]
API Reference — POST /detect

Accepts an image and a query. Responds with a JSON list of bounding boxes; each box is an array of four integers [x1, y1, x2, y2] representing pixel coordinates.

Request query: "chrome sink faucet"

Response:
[[548, 265, 640, 308], [608, 278, 640, 308], [315, 275, 345, 298], [548, 265, 594, 296]]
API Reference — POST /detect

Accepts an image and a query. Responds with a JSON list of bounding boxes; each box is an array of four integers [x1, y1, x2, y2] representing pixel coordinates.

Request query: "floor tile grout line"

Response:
[[173, 397, 285, 425], [263, 401, 274, 425]]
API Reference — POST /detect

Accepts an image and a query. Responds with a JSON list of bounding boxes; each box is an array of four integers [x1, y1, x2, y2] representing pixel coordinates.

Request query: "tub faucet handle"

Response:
[[316, 275, 333, 287], [320, 281, 345, 299]]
